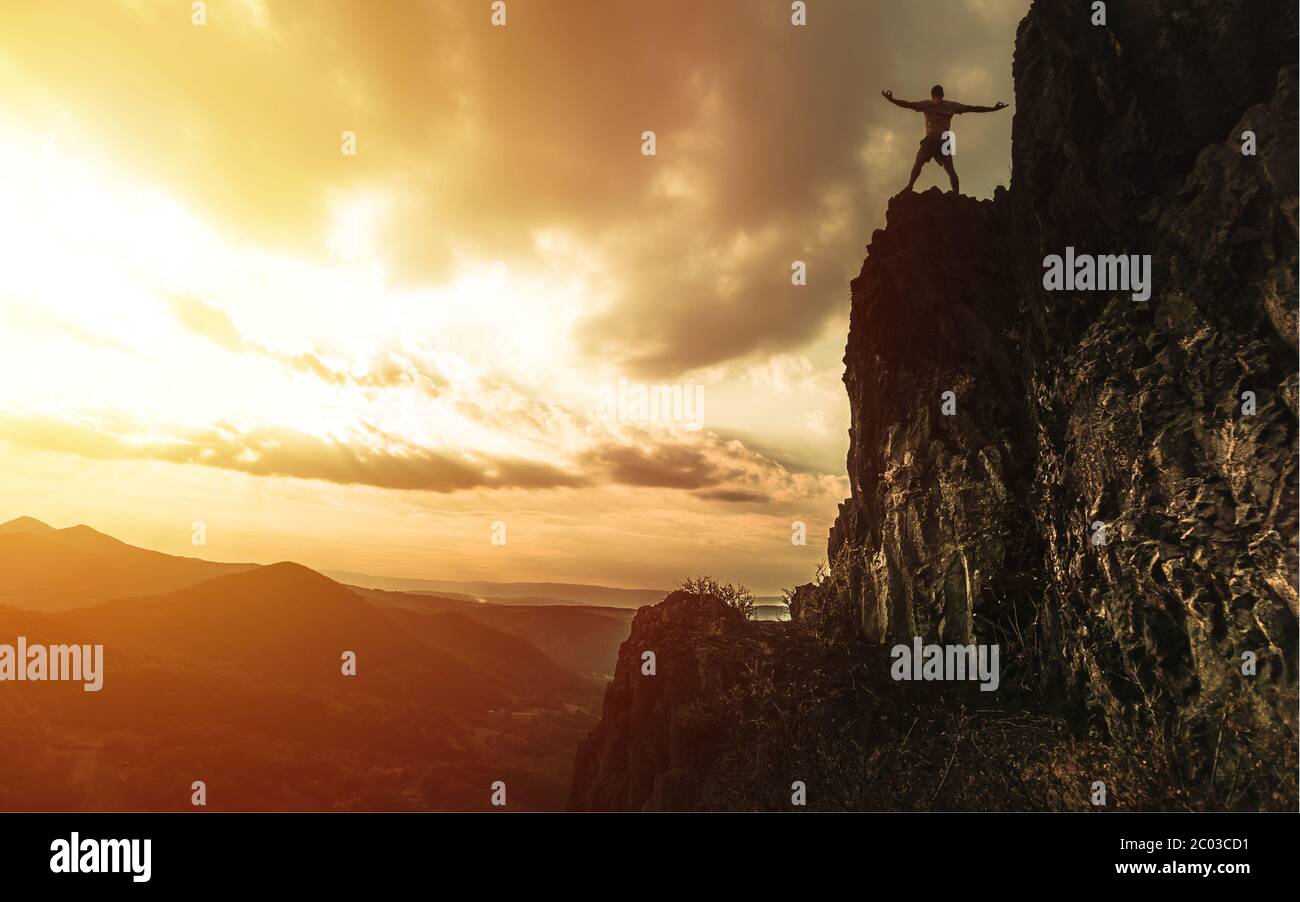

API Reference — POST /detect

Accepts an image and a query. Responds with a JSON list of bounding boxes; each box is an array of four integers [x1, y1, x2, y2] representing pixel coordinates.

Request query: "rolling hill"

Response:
[[350, 585, 637, 680], [0, 517, 257, 610], [0, 535, 615, 810]]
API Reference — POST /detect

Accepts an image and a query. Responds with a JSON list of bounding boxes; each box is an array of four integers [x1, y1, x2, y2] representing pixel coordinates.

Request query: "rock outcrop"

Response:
[[820, 188, 1028, 653], [568, 592, 783, 811], [571, 0, 1297, 810]]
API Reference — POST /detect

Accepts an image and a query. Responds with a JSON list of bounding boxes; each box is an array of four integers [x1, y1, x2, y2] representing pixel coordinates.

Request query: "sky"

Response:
[[0, 0, 1025, 594]]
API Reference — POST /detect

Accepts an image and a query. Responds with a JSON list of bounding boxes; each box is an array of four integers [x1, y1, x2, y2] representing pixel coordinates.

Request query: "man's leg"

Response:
[[940, 153, 959, 194], [905, 147, 927, 191]]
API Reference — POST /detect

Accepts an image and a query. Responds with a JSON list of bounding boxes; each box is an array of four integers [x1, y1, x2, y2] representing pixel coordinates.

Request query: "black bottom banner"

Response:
[[0, 811, 1290, 889]]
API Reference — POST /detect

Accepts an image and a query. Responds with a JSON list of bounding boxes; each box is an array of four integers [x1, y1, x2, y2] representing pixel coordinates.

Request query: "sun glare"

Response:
[[0, 118, 592, 461]]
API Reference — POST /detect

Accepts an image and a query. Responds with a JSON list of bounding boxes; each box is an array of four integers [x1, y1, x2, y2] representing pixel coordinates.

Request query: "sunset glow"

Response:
[[0, 0, 1020, 592]]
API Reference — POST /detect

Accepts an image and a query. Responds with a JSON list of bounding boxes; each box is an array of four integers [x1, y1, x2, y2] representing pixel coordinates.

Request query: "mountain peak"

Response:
[[55, 523, 124, 543], [262, 560, 330, 576], [221, 560, 344, 593], [0, 516, 55, 535]]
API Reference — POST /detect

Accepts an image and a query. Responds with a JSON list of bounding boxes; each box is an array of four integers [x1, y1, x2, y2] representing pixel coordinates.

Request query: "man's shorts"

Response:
[[918, 136, 947, 162]]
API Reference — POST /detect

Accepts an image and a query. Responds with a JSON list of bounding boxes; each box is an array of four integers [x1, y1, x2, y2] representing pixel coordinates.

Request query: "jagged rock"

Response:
[[825, 187, 1027, 651], [568, 592, 784, 811], [1009, 0, 1298, 782]]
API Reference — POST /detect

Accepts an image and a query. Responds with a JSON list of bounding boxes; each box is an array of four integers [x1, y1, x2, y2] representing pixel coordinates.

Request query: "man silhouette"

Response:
[[881, 85, 1007, 194]]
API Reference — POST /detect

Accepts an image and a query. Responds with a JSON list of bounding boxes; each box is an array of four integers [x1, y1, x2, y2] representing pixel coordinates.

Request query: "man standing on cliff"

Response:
[[881, 85, 1007, 194]]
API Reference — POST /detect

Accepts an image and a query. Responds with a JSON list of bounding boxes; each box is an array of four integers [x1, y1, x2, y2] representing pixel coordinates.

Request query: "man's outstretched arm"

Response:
[[880, 90, 921, 110], [953, 101, 1009, 113]]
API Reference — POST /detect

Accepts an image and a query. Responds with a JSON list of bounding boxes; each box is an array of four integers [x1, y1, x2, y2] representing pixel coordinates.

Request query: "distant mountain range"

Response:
[[0, 515, 672, 612], [0, 516, 257, 609], [0, 516, 641, 810], [0, 515, 793, 809], [350, 585, 634, 680]]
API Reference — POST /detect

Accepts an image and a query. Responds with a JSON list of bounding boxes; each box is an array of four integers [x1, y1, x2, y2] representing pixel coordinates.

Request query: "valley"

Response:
[[0, 517, 638, 811]]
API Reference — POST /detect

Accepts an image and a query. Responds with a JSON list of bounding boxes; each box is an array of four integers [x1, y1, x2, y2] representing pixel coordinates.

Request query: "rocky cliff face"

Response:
[[1008, 0, 1298, 778], [819, 189, 1029, 653], [567, 592, 779, 811], [570, 0, 1297, 810]]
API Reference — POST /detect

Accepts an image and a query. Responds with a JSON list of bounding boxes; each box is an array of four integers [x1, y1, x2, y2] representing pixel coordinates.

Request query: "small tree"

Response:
[[679, 575, 754, 620]]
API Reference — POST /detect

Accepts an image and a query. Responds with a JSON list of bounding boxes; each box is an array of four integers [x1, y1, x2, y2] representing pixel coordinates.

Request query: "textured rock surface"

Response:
[[571, 0, 1297, 810], [1009, 0, 1298, 778], [822, 188, 1028, 652], [568, 592, 783, 811]]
